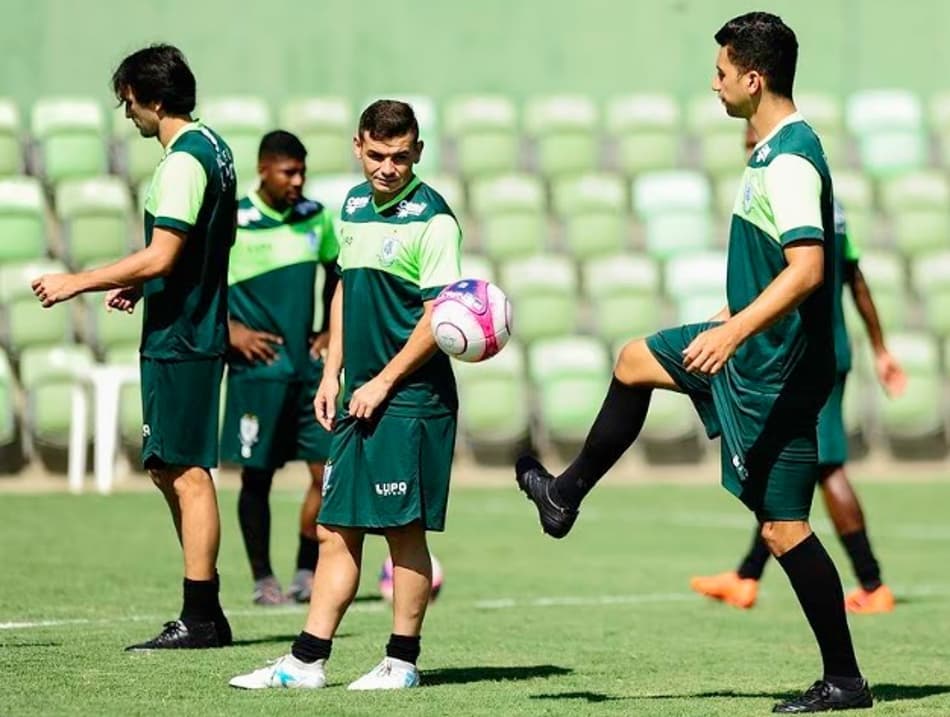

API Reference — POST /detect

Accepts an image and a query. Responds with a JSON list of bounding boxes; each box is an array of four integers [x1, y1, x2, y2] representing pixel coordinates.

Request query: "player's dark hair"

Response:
[[111, 44, 196, 115], [714, 12, 798, 99], [358, 100, 419, 142], [258, 130, 307, 162]]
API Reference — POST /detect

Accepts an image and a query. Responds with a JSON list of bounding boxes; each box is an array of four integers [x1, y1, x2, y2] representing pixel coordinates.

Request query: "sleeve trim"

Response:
[[780, 225, 823, 246], [153, 216, 193, 233]]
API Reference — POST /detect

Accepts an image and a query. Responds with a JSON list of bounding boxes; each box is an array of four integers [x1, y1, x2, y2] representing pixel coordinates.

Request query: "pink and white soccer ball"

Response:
[[431, 279, 512, 362], [379, 554, 444, 603]]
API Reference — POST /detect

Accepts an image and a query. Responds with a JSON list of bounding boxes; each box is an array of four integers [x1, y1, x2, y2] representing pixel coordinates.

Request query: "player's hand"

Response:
[[105, 286, 141, 314], [309, 331, 330, 360], [229, 321, 282, 364], [348, 375, 393, 421], [682, 322, 742, 375], [314, 375, 340, 431], [31, 273, 81, 308], [875, 350, 907, 398]]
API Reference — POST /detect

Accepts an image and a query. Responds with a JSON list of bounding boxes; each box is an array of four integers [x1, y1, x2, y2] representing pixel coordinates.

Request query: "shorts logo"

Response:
[[239, 413, 260, 459], [377, 236, 402, 267], [375, 481, 408, 497], [322, 462, 333, 497], [732, 454, 749, 481], [142, 424, 151, 438]]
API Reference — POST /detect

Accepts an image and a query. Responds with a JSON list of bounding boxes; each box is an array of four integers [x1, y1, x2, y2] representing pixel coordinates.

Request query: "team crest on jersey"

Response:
[[345, 195, 370, 215], [239, 413, 259, 459], [306, 229, 319, 252], [378, 235, 402, 267]]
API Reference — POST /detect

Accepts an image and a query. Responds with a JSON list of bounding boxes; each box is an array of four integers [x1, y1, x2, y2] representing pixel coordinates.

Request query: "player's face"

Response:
[[119, 88, 160, 138], [712, 45, 758, 119], [259, 155, 305, 207], [354, 132, 422, 198]]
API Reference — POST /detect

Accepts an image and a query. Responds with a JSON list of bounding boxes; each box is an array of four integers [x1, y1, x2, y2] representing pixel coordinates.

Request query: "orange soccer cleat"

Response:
[[845, 584, 895, 614], [689, 570, 758, 609]]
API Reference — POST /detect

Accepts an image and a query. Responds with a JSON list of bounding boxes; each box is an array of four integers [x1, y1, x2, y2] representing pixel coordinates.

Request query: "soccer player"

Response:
[[31, 44, 236, 650], [690, 123, 906, 614], [230, 99, 462, 691], [514, 13, 873, 712], [222, 130, 339, 606]]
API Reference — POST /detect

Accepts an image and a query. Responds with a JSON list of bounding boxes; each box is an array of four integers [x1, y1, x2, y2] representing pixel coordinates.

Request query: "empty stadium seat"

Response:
[[582, 253, 662, 342], [499, 254, 578, 343], [524, 95, 599, 177], [928, 90, 950, 167], [31, 97, 107, 184], [469, 173, 547, 260], [0, 347, 19, 453], [715, 172, 743, 218], [20, 343, 94, 449], [280, 96, 353, 174], [425, 173, 466, 217], [910, 249, 950, 338], [797, 91, 846, 168], [845, 249, 909, 332], [551, 172, 627, 258], [199, 96, 272, 184], [846, 90, 926, 178], [832, 170, 875, 247], [605, 94, 680, 175], [878, 170, 950, 259], [0, 176, 48, 263], [55, 176, 132, 268], [111, 106, 164, 186], [633, 170, 713, 260], [0, 98, 23, 177], [304, 173, 365, 215], [688, 94, 741, 177], [0, 260, 73, 354], [84, 291, 141, 356], [104, 346, 142, 454], [664, 251, 728, 324], [460, 253, 495, 283], [444, 95, 519, 178]]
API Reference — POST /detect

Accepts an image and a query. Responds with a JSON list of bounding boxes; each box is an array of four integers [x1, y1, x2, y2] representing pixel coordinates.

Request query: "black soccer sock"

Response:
[[386, 634, 421, 665], [839, 529, 882, 591], [180, 577, 221, 626], [737, 525, 771, 580], [291, 631, 332, 663], [777, 533, 861, 681], [296, 533, 320, 572], [552, 377, 651, 508], [237, 468, 275, 581]]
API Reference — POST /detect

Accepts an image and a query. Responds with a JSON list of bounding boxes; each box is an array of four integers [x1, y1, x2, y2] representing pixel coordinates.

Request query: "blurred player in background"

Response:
[[690, 123, 906, 614], [222, 131, 339, 606], [31, 44, 236, 650], [230, 99, 462, 691], [514, 13, 874, 712]]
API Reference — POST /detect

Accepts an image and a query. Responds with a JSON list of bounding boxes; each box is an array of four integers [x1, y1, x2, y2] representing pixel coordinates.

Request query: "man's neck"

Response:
[[158, 115, 194, 149], [748, 96, 798, 145], [256, 185, 288, 213]]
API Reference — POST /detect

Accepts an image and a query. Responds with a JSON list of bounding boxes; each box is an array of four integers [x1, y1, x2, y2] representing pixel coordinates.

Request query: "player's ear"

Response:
[[413, 139, 424, 164], [352, 134, 363, 160], [746, 70, 763, 95]]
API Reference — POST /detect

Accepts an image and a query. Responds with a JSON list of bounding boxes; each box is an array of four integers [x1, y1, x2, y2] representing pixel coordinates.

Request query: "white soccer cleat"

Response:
[[229, 654, 327, 689], [347, 657, 420, 690]]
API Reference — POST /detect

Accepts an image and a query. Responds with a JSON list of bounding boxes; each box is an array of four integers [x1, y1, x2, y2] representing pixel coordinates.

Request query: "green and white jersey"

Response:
[[831, 197, 860, 374], [228, 191, 339, 381], [337, 176, 462, 417], [141, 121, 237, 360]]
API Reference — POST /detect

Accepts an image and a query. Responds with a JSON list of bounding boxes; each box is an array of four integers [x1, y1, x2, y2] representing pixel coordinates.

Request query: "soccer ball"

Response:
[[378, 554, 444, 603], [431, 279, 512, 362]]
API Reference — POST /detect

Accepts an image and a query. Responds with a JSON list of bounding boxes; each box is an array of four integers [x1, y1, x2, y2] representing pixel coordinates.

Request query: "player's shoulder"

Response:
[[236, 195, 265, 228], [286, 196, 326, 225], [410, 181, 456, 221], [340, 180, 374, 220], [168, 123, 229, 175], [760, 118, 826, 168]]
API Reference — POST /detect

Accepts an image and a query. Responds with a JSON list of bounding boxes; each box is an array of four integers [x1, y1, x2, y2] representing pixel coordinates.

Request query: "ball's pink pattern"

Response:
[[434, 279, 499, 361]]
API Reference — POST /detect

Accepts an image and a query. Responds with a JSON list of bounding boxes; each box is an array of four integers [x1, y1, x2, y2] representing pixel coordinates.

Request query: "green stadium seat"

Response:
[[878, 170, 950, 259], [524, 95, 599, 178], [453, 340, 530, 457], [796, 91, 846, 168], [715, 172, 743, 218], [551, 172, 627, 258], [55, 176, 132, 268], [84, 292, 141, 356], [20, 344, 94, 449], [640, 390, 702, 454], [425, 173, 466, 217], [832, 170, 875, 247], [104, 346, 142, 452], [0, 259, 73, 355], [304, 173, 364, 216], [31, 97, 107, 184], [846, 90, 926, 178], [460, 253, 495, 283], [688, 94, 742, 177], [280, 96, 353, 175], [199, 96, 272, 185], [842, 370, 872, 457], [111, 106, 164, 186], [444, 95, 519, 178], [0, 98, 23, 177], [633, 170, 713, 260], [928, 91, 950, 167], [910, 249, 950, 338], [844, 249, 909, 332], [0, 177, 48, 263], [528, 335, 610, 447], [581, 253, 661, 342], [469, 173, 546, 261], [664, 251, 727, 324], [0, 346, 19, 450], [499, 254, 578, 343], [605, 94, 680, 175]]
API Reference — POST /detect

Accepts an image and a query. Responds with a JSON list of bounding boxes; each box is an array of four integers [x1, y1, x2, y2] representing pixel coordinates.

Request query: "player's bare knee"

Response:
[[614, 338, 652, 384], [760, 520, 811, 556]]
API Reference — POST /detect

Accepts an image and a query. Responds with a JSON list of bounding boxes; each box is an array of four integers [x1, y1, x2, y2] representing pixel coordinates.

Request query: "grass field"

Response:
[[2, 480, 950, 716]]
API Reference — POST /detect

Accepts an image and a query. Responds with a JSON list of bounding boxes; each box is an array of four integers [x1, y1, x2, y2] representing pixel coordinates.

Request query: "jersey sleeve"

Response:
[[417, 214, 462, 300], [318, 210, 340, 263], [153, 151, 208, 232], [764, 153, 823, 246]]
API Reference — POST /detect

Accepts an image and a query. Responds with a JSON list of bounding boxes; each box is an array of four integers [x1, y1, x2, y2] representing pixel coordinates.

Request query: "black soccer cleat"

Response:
[[125, 619, 227, 651], [515, 456, 578, 539], [772, 679, 873, 713]]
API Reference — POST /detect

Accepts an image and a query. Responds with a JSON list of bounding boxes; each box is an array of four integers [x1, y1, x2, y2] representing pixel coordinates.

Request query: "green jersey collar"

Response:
[[753, 111, 804, 152], [163, 120, 201, 156], [248, 189, 291, 222], [373, 175, 421, 213]]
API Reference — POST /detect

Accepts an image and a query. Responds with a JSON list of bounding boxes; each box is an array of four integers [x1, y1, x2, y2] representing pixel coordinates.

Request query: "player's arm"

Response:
[[314, 281, 343, 430], [847, 262, 907, 396], [229, 317, 282, 364], [684, 154, 825, 374]]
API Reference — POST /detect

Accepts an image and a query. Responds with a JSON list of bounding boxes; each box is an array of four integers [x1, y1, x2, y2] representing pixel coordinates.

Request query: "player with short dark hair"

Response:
[[514, 13, 873, 712], [32, 43, 236, 650], [230, 99, 463, 691], [690, 123, 906, 614], [222, 130, 339, 606]]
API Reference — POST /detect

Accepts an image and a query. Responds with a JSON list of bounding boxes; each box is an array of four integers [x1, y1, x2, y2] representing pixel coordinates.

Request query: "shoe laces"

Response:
[[373, 659, 394, 677], [803, 680, 833, 701]]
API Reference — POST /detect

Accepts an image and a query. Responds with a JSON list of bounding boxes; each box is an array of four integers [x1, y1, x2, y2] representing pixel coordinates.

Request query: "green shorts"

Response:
[[318, 412, 457, 531], [817, 373, 847, 468], [646, 323, 820, 521], [221, 374, 331, 470], [140, 356, 224, 469]]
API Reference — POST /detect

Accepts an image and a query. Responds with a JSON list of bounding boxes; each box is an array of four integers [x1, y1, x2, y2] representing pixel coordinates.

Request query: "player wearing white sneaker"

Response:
[[348, 657, 420, 690], [229, 654, 327, 690]]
